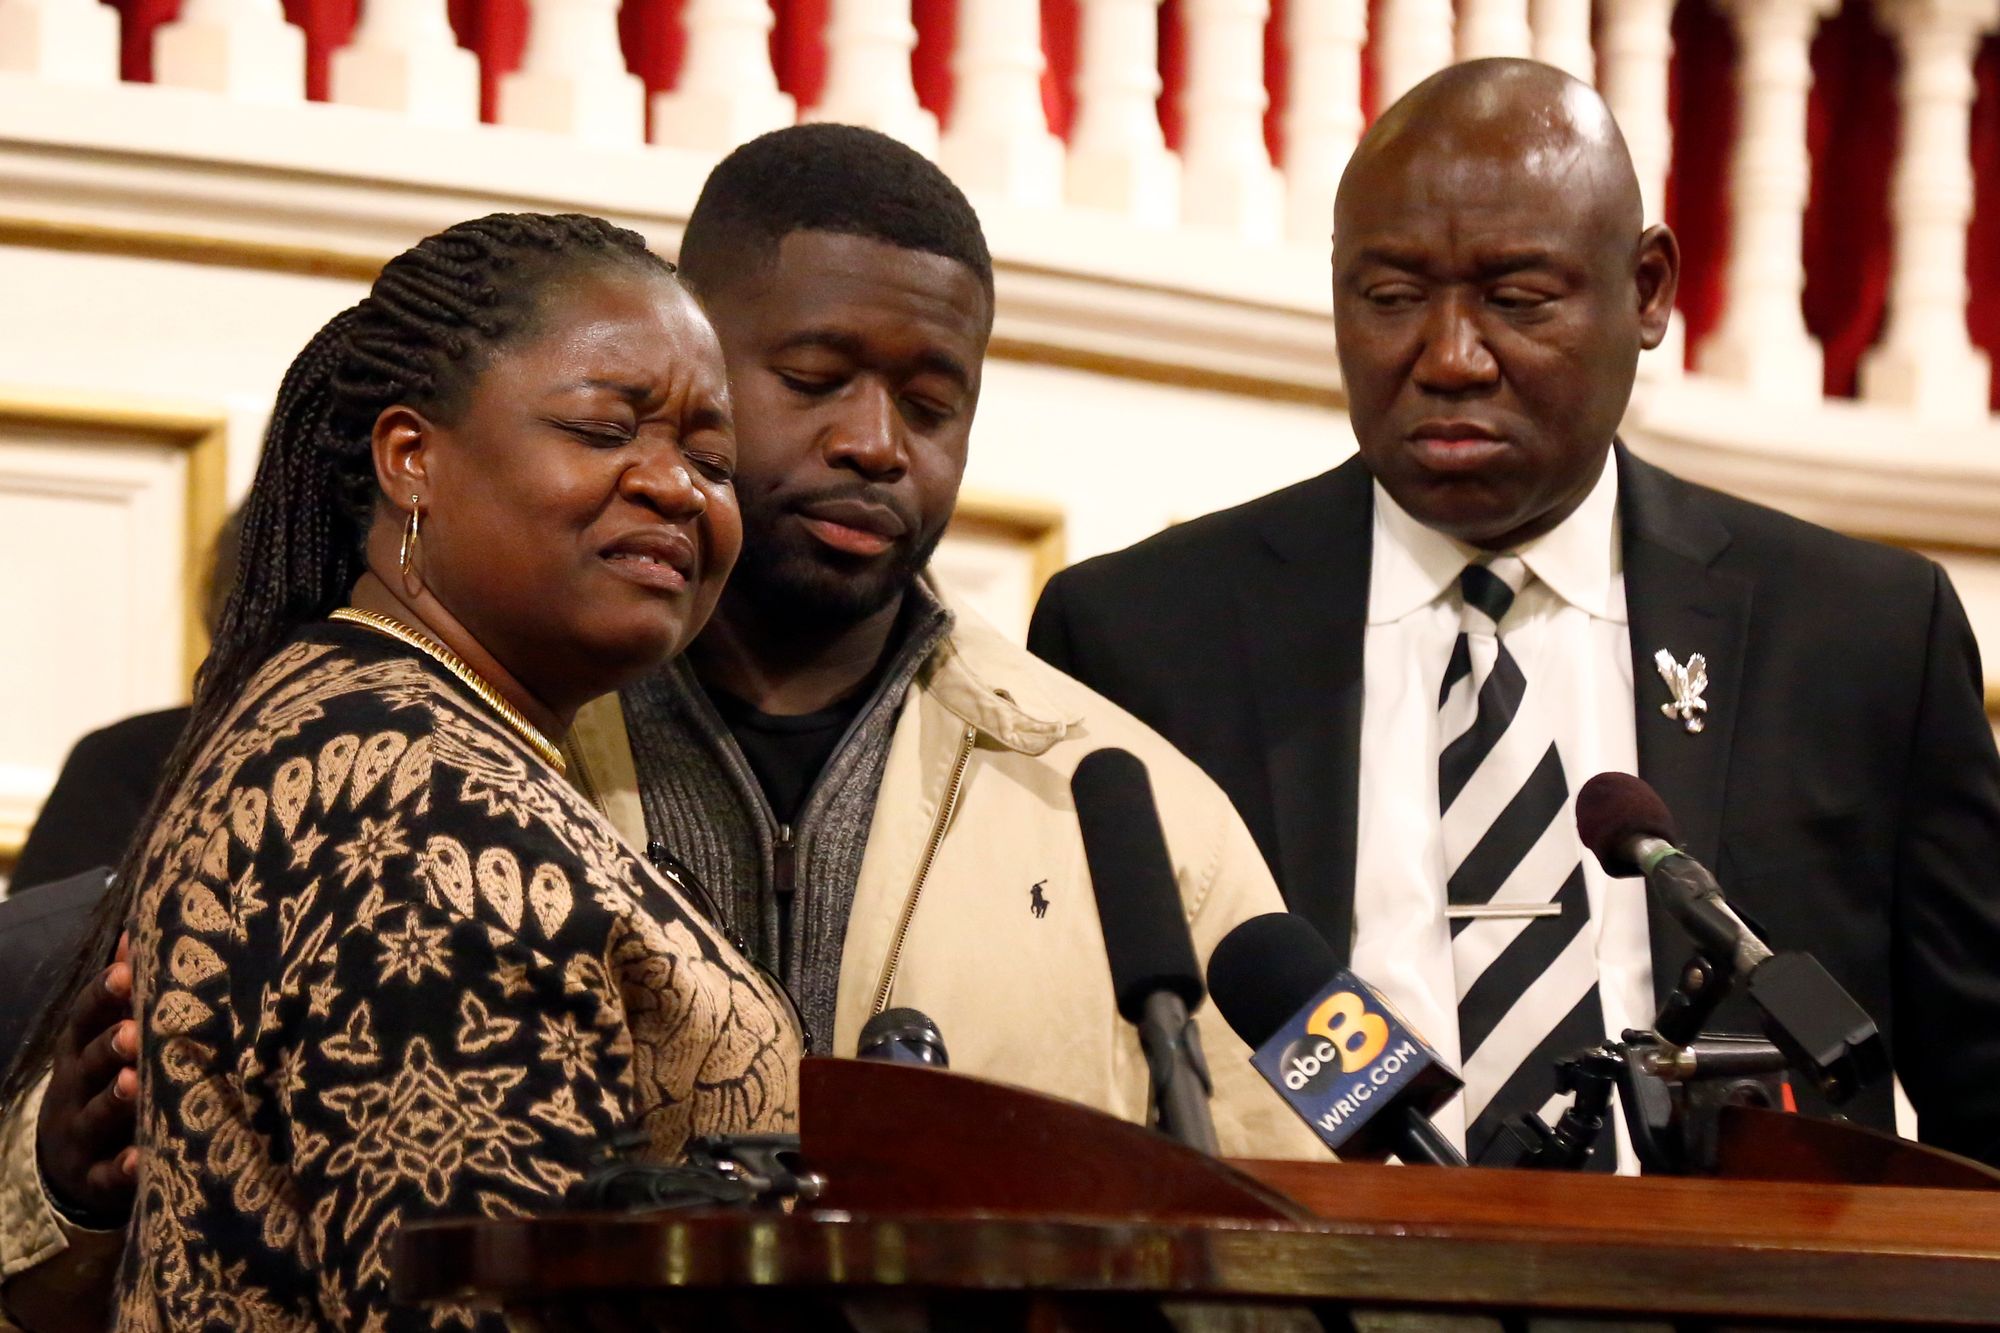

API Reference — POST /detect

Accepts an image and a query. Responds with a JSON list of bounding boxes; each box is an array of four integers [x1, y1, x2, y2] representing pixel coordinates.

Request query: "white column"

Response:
[[1694, 0, 1837, 404], [806, 0, 938, 155], [1457, 0, 1532, 60], [1530, 0, 1595, 82], [1374, 0, 1455, 109], [651, 0, 795, 152], [1281, 0, 1367, 245], [0, 0, 118, 84], [153, 0, 306, 103], [1178, 0, 1283, 240], [1066, 0, 1180, 225], [1859, 0, 2000, 422], [497, 0, 645, 147], [330, 0, 479, 127], [939, 0, 1064, 205], [1600, 0, 1683, 372]]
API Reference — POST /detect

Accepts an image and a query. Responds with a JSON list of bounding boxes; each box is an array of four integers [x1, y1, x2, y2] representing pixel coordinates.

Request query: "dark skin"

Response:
[[26, 271, 742, 1253], [687, 231, 992, 716], [33, 934, 137, 1222], [1332, 58, 1680, 550], [355, 269, 743, 733]]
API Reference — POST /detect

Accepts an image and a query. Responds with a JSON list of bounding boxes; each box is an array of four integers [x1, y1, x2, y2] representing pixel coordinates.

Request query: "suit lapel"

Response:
[[1237, 459, 1373, 959], [1617, 446, 1753, 1000]]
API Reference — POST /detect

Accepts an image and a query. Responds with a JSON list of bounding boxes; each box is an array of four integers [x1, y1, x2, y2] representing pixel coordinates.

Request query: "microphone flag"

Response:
[[1248, 968, 1461, 1156]]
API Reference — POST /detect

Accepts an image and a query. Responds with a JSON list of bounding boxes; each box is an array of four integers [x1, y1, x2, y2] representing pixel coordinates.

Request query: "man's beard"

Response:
[[728, 510, 946, 630]]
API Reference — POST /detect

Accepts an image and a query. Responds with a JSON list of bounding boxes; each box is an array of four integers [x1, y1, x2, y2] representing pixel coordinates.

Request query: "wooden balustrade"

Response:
[[0, 0, 1996, 419]]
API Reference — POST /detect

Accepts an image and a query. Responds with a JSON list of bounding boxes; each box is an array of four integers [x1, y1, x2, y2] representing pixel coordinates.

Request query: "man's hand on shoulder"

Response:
[[36, 934, 137, 1227]]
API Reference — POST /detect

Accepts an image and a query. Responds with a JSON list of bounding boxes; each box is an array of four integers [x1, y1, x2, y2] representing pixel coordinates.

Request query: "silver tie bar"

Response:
[[1445, 902, 1565, 920]]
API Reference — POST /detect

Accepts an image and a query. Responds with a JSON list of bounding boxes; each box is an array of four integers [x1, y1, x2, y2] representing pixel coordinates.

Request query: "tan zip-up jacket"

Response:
[[570, 594, 1327, 1160]]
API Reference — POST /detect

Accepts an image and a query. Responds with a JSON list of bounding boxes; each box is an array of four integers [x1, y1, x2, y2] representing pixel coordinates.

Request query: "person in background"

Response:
[[1, 211, 799, 1331], [1030, 59, 2000, 1169]]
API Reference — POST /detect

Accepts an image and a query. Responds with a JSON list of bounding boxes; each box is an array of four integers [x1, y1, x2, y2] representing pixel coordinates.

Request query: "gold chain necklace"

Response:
[[330, 607, 566, 774]]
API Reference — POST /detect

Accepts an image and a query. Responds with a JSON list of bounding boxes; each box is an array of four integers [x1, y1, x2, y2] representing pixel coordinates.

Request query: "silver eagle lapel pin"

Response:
[[1654, 649, 1709, 734]]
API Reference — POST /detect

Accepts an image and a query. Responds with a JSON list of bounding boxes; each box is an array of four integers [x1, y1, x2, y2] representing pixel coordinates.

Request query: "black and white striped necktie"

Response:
[[1437, 557, 1609, 1167]]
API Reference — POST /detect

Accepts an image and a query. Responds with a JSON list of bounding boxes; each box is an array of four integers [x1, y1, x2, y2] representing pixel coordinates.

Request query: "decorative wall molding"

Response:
[[951, 490, 1070, 596], [0, 74, 1342, 405], [0, 387, 228, 866], [0, 386, 230, 676]]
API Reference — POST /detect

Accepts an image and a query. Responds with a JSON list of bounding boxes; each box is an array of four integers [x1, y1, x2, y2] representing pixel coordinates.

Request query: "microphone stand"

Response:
[[1137, 991, 1221, 1156], [1507, 948, 1800, 1173]]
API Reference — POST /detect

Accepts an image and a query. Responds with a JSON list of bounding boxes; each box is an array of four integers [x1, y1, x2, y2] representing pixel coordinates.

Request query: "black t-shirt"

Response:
[[706, 687, 867, 827]]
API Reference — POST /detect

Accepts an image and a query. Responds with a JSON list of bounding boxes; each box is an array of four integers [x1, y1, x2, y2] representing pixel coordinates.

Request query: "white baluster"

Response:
[[0, 0, 117, 84], [1694, 0, 1837, 404], [1457, 0, 1531, 60], [1282, 0, 1367, 245], [1066, 0, 1180, 225], [497, 0, 645, 147], [1178, 0, 1283, 240], [153, 0, 306, 103], [939, 0, 1064, 205], [651, 0, 794, 152], [1530, 0, 1595, 81], [807, 0, 938, 155], [330, 0, 478, 127], [1600, 0, 1683, 372], [1374, 0, 1455, 109], [1859, 0, 2000, 422]]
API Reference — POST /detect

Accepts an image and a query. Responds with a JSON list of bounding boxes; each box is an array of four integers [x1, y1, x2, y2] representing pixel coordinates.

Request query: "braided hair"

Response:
[[2, 212, 674, 1112]]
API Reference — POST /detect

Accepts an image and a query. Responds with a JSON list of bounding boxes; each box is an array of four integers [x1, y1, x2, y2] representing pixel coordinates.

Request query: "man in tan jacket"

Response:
[[569, 122, 1317, 1155], [0, 120, 1319, 1330]]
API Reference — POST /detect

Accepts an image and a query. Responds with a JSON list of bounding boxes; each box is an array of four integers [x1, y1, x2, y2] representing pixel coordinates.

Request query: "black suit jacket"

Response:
[[12, 706, 187, 894], [1030, 447, 2000, 1164]]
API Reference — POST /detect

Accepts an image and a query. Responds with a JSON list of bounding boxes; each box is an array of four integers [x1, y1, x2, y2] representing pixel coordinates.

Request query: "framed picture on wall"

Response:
[[930, 491, 1066, 645]]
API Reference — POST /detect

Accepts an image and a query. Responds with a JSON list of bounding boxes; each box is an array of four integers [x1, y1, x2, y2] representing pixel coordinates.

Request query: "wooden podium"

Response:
[[394, 1058, 2000, 1330]]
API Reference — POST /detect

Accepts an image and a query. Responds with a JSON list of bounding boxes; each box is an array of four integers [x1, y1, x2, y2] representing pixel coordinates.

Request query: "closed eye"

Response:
[[687, 452, 734, 482], [1489, 288, 1556, 311], [776, 371, 843, 397], [1365, 284, 1424, 310], [556, 420, 633, 447]]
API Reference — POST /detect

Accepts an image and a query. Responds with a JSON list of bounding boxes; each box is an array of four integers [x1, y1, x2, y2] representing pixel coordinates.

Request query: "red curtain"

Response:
[[1968, 35, 2000, 407], [1802, 0, 1898, 400], [1665, 0, 1737, 369]]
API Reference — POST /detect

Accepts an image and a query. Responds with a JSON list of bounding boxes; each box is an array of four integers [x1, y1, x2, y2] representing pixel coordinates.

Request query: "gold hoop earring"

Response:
[[399, 495, 422, 576]]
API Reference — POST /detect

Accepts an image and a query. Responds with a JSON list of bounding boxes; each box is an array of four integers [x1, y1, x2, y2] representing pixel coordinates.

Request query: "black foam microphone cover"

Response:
[[1205, 912, 1340, 1050], [1575, 771, 1681, 878], [1071, 748, 1203, 1021], [857, 1006, 950, 1068]]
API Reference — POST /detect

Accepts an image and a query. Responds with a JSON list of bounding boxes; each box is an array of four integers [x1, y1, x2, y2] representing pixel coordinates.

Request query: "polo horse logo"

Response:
[[1029, 880, 1050, 918]]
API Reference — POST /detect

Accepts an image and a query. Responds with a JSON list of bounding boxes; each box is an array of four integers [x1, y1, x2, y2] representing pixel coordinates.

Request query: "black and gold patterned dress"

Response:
[[116, 621, 801, 1331]]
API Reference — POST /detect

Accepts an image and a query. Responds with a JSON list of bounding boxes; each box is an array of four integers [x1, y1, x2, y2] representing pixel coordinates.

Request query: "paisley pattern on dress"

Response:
[[117, 622, 801, 1332]]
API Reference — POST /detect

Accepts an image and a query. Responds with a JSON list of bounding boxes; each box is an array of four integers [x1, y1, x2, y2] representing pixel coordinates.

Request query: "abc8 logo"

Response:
[[1279, 990, 1389, 1091]]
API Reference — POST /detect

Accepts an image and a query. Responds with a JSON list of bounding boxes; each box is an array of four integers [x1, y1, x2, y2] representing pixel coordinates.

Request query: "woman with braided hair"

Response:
[[0, 212, 799, 1331]]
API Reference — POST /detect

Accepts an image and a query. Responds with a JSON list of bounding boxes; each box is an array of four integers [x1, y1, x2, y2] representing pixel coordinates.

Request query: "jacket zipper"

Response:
[[871, 725, 977, 1015], [774, 822, 796, 962]]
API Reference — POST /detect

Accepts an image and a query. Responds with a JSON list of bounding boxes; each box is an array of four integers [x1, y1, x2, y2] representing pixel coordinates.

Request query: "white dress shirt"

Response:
[[1350, 457, 1652, 1171]]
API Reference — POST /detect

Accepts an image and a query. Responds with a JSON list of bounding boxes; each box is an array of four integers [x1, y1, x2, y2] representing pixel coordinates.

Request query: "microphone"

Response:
[[1207, 913, 1466, 1166], [1574, 773, 1772, 980], [857, 1007, 949, 1068], [1072, 747, 1219, 1154], [1575, 772, 1889, 1102]]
